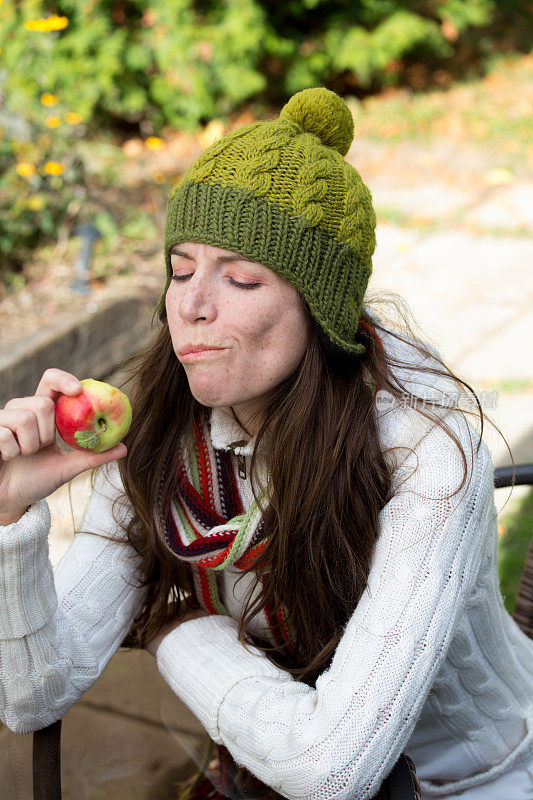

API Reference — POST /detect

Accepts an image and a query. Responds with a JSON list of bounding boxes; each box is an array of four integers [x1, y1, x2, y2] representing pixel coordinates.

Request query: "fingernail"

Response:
[[68, 380, 81, 390]]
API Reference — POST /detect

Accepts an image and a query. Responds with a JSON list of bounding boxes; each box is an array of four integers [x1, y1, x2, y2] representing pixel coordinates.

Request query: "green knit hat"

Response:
[[157, 87, 377, 357]]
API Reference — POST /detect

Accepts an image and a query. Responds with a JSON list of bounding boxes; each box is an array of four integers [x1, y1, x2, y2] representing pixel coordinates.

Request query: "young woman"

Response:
[[1, 88, 532, 800]]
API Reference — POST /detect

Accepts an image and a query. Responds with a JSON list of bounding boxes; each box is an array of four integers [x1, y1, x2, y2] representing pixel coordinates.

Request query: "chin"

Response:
[[188, 384, 232, 408]]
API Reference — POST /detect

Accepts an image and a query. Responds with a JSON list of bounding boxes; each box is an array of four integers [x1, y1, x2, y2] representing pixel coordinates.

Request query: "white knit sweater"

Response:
[[1, 323, 532, 800]]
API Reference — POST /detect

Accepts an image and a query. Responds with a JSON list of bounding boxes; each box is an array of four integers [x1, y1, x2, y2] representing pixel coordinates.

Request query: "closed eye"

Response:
[[171, 274, 261, 290]]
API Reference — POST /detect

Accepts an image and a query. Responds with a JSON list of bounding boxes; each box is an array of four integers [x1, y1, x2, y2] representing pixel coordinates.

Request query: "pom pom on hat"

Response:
[[279, 87, 355, 157]]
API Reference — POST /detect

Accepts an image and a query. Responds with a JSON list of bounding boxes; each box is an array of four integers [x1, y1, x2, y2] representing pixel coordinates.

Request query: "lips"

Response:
[[178, 344, 224, 356]]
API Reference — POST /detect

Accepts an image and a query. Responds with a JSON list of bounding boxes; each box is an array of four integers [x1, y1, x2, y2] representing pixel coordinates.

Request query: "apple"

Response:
[[55, 379, 132, 453]]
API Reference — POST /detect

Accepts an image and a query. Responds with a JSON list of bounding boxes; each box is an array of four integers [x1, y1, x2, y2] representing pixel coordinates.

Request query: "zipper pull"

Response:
[[228, 439, 249, 479]]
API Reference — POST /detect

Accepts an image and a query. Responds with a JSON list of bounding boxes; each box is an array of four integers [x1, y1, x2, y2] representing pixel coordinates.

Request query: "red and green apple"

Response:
[[55, 379, 132, 453]]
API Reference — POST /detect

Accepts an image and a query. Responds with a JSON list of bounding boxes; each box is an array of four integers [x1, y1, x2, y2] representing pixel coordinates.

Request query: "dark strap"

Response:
[[33, 718, 62, 800], [383, 752, 421, 800]]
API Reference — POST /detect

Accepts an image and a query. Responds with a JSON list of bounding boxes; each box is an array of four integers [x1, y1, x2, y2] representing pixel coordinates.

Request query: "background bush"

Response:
[[1, 0, 531, 279]]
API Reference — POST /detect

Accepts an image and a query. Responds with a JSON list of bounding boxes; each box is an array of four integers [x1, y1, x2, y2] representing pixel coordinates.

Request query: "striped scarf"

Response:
[[167, 410, 303, 659], [165, 411, 301, 800]]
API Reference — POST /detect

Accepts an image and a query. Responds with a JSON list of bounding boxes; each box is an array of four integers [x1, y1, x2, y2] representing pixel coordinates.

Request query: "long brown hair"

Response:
[[83, 289, 512, 687]]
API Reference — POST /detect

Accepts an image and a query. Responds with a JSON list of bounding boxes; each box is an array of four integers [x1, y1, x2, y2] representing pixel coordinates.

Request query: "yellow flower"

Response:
[[145, 136, 165, 150], [16, 162, 36, 177], [48, 14, 68, 30], [41, 93, 59, 107], [49, 14, 69, 30], [45, 116, 61, 128], [24, 19, 46, 31], [44, 161, 63, 176], [27, 195, 46, 211], [65, 112, 82, 125], [152, 171, 166, 184], [24, 15, 68, 33]]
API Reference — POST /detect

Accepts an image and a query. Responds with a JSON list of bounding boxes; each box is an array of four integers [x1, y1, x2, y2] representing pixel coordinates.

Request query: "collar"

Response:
[[208, 405, 257, 456]]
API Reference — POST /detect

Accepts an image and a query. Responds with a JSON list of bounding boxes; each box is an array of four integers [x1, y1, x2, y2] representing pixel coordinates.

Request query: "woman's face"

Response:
[[166, 241, 309, 434]]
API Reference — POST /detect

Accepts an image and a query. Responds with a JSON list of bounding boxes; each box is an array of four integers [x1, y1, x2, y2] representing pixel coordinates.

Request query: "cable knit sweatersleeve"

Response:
[[155, 407, 496, 800], [0, 461, 149, 734]]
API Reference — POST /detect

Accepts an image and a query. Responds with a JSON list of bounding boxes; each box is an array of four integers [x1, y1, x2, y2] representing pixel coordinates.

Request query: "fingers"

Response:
[[71, 442, 128, 467], [57, 442, 128, 487], [0, 421, 23, 461], [0, 370, 82, 461], [0, 407, 41, 461], [1, 398, 55, 456], [34, 368, 82, 402]]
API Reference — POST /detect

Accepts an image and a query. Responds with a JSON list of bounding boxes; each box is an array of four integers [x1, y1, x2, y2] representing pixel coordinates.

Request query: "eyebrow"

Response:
[[169, 246, 257, 264]]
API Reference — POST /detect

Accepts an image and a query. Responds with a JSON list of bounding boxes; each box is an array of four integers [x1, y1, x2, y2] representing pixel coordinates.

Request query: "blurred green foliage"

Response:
[[498, 487, 533, 616], [0, 0, 530, 280], [0, 104, 88, 281], [2, 0, 519, 133]]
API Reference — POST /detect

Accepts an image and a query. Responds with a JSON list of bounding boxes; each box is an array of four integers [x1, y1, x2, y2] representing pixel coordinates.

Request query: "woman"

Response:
[[1, 88, 532, 800]]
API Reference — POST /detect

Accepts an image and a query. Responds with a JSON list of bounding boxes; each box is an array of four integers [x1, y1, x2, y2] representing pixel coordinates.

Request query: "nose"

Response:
[[170, 273, 217, 324]]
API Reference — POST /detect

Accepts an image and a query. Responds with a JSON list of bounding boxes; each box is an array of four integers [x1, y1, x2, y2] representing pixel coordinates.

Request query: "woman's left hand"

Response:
[[145, 605, 210, 657]]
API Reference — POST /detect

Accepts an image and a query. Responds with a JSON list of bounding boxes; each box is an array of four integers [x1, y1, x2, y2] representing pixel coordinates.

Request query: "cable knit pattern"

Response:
[[0, 463, 148, 735], [0, 500, 57, 639], [1, 324, 532, 799], [339, 160, 377, 275], [157, 407, 533, 800]]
